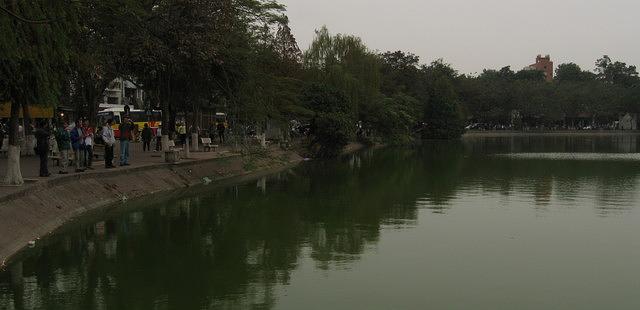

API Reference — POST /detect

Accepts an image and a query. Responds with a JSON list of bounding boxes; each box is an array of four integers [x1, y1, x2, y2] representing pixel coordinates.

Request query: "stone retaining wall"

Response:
[[0, 149, 302, 268]]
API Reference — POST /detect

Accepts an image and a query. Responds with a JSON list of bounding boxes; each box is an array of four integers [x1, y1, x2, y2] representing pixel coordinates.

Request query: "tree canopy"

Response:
[[2, 0, 640, 171]]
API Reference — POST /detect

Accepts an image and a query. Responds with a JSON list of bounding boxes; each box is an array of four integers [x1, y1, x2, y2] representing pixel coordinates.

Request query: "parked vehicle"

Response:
[[97, 107, 162, 139]]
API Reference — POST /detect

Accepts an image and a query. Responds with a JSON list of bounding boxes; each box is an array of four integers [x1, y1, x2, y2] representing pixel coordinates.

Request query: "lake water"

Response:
[[2, 134, 640, 310]]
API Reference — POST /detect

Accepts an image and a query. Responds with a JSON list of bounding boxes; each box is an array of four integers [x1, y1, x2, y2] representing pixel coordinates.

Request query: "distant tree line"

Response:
[[458, 56, 640, 129]]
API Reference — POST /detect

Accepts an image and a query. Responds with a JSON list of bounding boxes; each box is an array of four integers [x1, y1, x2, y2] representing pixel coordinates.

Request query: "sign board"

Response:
[[0, 102, 54, 118]]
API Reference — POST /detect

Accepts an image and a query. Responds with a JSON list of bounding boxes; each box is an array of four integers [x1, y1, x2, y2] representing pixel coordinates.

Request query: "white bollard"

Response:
[[191, 132, 199, 152]]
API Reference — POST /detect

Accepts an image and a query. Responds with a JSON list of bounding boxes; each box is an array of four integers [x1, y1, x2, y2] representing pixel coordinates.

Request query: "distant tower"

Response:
[[528, 55, 554, 81]]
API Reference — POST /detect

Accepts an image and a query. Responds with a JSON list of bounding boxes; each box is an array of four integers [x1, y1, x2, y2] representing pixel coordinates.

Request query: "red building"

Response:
[[528, 55, 554, 82]]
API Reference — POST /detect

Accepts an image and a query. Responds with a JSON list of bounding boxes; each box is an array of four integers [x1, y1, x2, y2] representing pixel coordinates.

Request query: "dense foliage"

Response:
[[2, 0, 640, 170], [0, 0, 76, 184], [0, 0, 73, 139], [303, 83, 353, 157]]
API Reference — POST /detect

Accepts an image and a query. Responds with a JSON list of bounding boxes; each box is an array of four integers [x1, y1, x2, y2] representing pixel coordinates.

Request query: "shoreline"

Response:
[[0, 142, 367, 270], [0, 146, 305, 269]]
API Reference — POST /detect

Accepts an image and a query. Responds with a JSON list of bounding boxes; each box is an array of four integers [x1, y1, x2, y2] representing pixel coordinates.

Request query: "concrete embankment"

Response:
[[0, 148, 303, 268]]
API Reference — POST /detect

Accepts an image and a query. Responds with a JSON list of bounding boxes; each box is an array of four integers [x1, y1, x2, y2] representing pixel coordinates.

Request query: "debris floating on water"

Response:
[[28, 240, 36, 248], [203, 177, 212, 184]]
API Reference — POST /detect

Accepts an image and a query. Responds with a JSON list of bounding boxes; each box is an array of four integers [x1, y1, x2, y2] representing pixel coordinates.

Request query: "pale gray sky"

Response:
[[280, 0, 640, 75]]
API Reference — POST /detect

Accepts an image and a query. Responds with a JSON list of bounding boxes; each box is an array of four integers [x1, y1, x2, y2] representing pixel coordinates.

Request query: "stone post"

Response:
[[184, 136, 190, 159], [191, 132, 199, 152]]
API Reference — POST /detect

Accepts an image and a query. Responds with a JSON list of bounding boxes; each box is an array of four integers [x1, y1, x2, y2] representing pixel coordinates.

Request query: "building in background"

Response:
[[527, 55, 554, 82], [101, 77, 144, 109]]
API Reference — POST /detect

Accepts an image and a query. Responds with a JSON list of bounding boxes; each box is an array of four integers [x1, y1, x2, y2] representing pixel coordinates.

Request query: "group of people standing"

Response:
[[32, 119, 95, 177], [29, 116, 209, 178], [32, 117, 139, 178], [51, 119, 96, 175]]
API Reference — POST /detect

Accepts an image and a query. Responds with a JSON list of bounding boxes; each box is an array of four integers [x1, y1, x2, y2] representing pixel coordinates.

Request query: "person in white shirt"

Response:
[[155, 125, 162, 151], [102, 119, 116, 168]]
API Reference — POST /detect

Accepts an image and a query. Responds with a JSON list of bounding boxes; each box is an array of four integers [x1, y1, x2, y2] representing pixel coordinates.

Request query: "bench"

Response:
[[49, 150, 73, 166], [165, 140, 182, 163], [49, 152, 61, 166], [200, 137, 219, 152]]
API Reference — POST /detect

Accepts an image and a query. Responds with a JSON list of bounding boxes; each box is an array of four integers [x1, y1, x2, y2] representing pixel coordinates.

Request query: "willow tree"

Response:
[[303, 27, 382, 123], [234, 15, 307, 140], [0, 1, 74, 185], [303, 27, 386, 146]]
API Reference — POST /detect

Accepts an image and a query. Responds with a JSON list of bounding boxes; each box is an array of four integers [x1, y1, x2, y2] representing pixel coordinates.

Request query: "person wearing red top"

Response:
[[82, 120, 95, 170], [119, 117, 134, 166]]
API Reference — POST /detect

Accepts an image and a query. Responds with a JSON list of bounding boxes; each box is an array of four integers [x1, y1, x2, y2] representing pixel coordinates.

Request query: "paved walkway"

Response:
[[0, 141, 236, 199]]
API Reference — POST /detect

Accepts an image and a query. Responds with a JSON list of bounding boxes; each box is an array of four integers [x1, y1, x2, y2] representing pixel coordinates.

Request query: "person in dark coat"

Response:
[[141, 123, 153, 152], [34, 121, 51, 177], [119, 117, 133, 166], [216, 121, 225, 144]]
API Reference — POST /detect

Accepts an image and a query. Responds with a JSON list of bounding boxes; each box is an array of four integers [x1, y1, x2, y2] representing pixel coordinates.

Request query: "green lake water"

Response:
[[2, 134, 640, 309]]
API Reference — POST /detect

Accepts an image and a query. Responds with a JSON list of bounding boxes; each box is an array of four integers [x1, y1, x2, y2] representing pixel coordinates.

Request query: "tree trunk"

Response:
[[169, 105, 176, 135], [5, 101, 24, 185], [85, 80, 97, 127], [161, 79, 170, 131], [165, 75, 177, 137], [22, 103, 35, 155], [160, 75, 170, 159], [21, 102, 31, 135]]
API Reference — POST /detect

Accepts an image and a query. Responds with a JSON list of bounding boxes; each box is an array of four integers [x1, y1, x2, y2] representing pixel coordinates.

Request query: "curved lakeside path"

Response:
[[0, 143, 220, 199]]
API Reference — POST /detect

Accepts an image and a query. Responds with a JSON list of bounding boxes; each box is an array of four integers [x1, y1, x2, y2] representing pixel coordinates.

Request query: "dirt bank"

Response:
[[0, 148, 303, 268]]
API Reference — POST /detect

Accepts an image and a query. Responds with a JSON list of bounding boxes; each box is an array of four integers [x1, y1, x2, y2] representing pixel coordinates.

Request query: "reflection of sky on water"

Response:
[[497, 153, 640, 161], [2, 135, 640, 309]]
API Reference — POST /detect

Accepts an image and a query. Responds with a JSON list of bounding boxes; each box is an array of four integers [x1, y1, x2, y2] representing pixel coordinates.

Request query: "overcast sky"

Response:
[[279, 0, 640, 75]]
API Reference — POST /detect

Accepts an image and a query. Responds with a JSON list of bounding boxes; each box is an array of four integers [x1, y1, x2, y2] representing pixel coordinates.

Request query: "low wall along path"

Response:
[[0, 146, 303, 268]]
